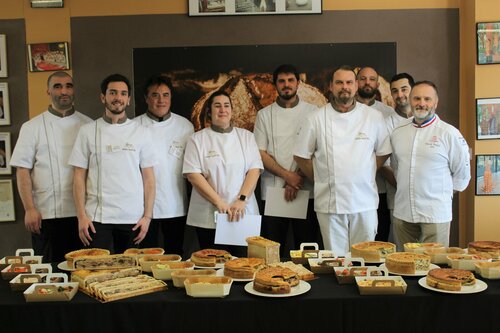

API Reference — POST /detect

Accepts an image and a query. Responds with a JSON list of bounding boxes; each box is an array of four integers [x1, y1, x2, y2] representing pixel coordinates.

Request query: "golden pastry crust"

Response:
[[385, 252, 431, 274], [253, 266, 299, 294], [190, 249, 232, 267], [426, 268, 475, 291], [351, 241, 396, 262], [123, 248, 165, 255], [246, 236, 280, 247], [65, 248, 110, 265], [468, 241, 500, 258], [224, 258, 264, 279]]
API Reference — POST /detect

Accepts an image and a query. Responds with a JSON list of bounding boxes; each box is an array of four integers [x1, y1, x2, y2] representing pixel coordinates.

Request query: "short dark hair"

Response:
[[413, 80, 438, 95], [390, 73, 415, 87], [100, 73, 131, 95], [143, 75, 173, 97], [329, 65, 357, 82], [205, 91, 232, 120], [272, 64, 300, 84], [47, 71, 72, 88]]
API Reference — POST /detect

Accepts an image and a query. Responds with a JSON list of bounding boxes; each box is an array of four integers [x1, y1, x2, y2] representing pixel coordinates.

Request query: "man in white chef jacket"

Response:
[[254, 64, 322, 256], [70, 74, 156, 254], [294, 65, 391, 256], [390, 81, 470, 249], [10, 72, 92, 262], [355, 66, 396, 242], [133, 75, 194, 256]]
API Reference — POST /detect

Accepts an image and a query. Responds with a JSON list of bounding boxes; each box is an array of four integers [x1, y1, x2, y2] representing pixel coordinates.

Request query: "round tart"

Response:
[[224, 258, 264, 279], [65, 248, 110, 266], [351, 241, 396, 262], [385, 252, 431, 274], [426, 268, 475, 291], [253, 266, 299, 294], [468, 241, 500, 259], [190, 249, 232, 267]]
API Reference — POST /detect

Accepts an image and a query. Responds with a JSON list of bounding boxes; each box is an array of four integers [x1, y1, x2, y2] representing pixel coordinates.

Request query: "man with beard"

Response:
[[254, 64, 321, 256], [70, 74, 156, 253], [355, 67, 396, 242], [10, 72, 92, 262], [294, 65, 391, 255], [133, 76, 194, 256], [390, 81, 470, 249]]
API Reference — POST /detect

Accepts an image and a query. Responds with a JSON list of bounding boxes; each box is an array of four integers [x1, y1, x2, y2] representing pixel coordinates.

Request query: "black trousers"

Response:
[[375, 193, 391, 242], [194, 227, 247, 258], [89, 222, 139, 254], [31, 217, 80, 263], [261, 199, 323, 257], [140, 216, 186, 257]]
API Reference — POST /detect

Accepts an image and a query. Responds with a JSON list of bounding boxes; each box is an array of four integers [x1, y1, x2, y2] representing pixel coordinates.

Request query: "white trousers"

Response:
[[316, 210, 378, 256]]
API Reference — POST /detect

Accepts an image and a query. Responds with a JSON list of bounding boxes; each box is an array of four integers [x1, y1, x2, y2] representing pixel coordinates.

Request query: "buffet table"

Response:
[[1, 265, 499, 333]]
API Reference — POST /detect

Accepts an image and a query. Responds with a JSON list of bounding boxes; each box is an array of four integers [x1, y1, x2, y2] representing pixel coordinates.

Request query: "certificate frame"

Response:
[[475, 154, 500, 196], [0, 82, 11, 126], [0, 179, 15, 222], [477, 22, 500, 65], [189, 0, 322, 17], [0, 34, 7, 77], [0, 132, 12, 175]]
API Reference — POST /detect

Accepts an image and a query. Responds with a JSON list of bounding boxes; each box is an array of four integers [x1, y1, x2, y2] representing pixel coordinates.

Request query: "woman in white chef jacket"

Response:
[[183, 91, 263, 256]]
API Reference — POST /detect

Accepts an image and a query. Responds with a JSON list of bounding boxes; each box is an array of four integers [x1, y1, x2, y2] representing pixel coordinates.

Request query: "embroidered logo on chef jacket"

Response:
[[459, 137, 468, 146], [122, 143, 136, 151], [168, 140, 184, 160], [206, 150, 220, 158], [355, 132, 370, 140], [425, 136, 440, 148]]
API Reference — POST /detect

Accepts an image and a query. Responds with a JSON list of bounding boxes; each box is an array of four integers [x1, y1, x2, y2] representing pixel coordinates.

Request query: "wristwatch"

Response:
[[238, 194, 247, 202]]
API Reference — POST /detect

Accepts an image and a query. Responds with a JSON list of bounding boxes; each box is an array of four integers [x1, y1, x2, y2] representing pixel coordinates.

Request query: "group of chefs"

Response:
[[9, 64, 471, 263]]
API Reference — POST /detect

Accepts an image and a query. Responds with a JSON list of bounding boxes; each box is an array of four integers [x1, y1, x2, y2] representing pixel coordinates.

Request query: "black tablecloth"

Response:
[[1, 266, 499, 333]]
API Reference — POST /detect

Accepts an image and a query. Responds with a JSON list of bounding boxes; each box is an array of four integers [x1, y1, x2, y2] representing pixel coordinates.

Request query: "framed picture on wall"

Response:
[[0, 132, 11, 175], [0, 34, 7, 77], [0, 179, 15, 222], [27, 41, 70, 72], [188, 0, 322, 16], [0, 83, 11, 126], [476, 97, 500, 140], [476, 154, 500, 196], [477, 22, 500, 65]]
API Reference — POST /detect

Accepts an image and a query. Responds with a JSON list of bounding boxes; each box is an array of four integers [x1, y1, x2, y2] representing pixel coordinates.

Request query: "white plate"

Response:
[[188, 257, 236, 270], [57, 261, 75, 272], [379, 263, 440, 276], [218, 268, 254, 282], [244, 280, 311, 298], [418, 277, 488, 294]]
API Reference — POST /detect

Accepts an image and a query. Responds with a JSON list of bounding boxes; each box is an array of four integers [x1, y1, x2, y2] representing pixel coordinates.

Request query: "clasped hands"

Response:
[[283, 170, 304, 202], [216, 199, 246, 222]]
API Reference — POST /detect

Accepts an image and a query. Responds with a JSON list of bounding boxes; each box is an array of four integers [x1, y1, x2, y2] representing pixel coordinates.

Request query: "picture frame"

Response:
[[477, 22, 500, 65], [0, 34, 7, 77], [476, 97, 500, 140], [0, 132, 12, 175], [0, 82, 11, 126], [188, 0, 322, 16], [0, 179, 15, 222], [27, 41, 70, 72], [476, 154, 500, 196]]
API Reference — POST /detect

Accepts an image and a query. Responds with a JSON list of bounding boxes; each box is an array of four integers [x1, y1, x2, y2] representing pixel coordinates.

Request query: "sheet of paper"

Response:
[[214, 214, 262, 246], [264, 187, 309, 219]]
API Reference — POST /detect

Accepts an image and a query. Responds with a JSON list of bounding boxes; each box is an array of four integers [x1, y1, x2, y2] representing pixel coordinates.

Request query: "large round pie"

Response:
[[224, 258, 265, 279], [385, 252, 431, 274], [468, 241, 500, 259], [351, 241, 396, 262], [253, 266, 299, 294], [65, 248, 110, 266], [426, 268, 476, 291], [190, 249, 232, 267]]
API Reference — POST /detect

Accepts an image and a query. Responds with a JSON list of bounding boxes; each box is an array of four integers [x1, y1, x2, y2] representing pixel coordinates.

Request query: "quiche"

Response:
[[224, 258, 264, 279], [351, 241, 396, 262], [385, 252, 431, 274], [468, 241, 500, 259], [426, 268, 475, 291], [65, 248, 110, 266]]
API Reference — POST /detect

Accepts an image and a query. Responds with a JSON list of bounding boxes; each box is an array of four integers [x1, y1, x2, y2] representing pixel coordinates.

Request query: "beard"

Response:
[[105, 100, 126, 115], [53, 95, 74, 110], [278, 88, 297, 101], [357, 86, 377, 99], [413, 106, 435, 122], [333, 89, 355, 105]]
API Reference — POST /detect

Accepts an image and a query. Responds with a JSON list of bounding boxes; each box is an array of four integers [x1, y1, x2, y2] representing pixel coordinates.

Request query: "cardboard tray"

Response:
[[0, 249, 41, 269], [9, 264, 53, 291], [23, 273, 78, 302], [335, 262, 384, 284], [308, 251, 349, 274], [138, 254, 182, 272], [2, 264, 31, 280], [171, 269, 217, 288], [355, 275, 407, 295], [184, 276, 233, 297], [151, 261, 195, 280], [447, 254, 492, 270], [475, 262, 500, 279], [290, 243, 321, 265]]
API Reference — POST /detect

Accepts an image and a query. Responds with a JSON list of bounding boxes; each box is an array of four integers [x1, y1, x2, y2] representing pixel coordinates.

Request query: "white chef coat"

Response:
[[10, 110, 92, 219], [390, 115, 471, 223], [294, 102, 391, 214], [68, 118, 156, 224], [133, 113, 194, 218], [253, 100, 317, 200], [385, 113, 412, 210], [182, 127, 263, 229], [369, 101, 395, 194]]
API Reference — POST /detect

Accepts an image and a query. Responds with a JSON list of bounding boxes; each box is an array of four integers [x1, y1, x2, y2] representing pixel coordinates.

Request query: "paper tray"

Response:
[[355, 276, 407, 295], [23, 273, 78, 302], [475, 262, 500, 279]]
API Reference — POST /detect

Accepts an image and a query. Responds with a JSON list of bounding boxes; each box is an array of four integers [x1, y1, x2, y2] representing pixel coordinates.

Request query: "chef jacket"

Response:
[[68, 118, 156, 224], [294, 102, 391, 214], [254, 100, 317, 200], [390, 115, 471, 223], [182, 127, 263, 229], [10, 109, 92, 219], [133, 113, 194, 218]]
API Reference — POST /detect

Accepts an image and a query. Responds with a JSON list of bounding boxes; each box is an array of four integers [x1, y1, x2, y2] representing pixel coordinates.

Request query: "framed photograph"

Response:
[[476, 155, 500, 195], [0, 179, 15, 222], [188, 0, 322, 16], [0, 132, 12, 175], [0, 34, 7, 77], [28, 41, 70, 72], [477, 22, 500, 65], [476, 98, 500, 140], [0, 83, 11, 126]]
